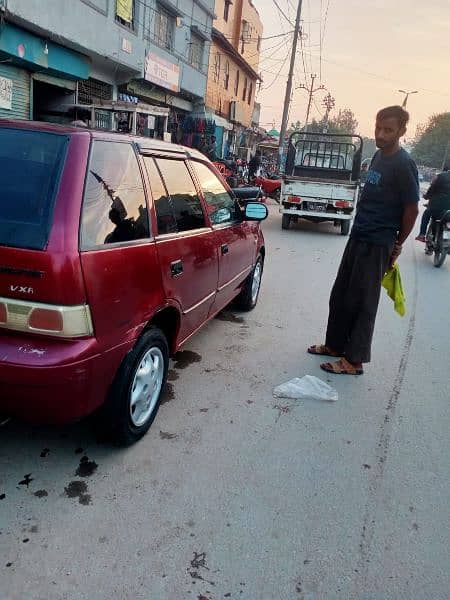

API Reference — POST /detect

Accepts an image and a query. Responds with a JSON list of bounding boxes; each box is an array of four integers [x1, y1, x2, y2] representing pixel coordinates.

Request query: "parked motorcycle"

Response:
[[254, 174, 282, 202], [424, 209, 450, 267]]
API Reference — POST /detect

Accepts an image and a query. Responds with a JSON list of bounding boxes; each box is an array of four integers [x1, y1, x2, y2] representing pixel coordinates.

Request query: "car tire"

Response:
[[282, 214, 291, 230], [340, 220, 351, 236], [102, 328, 169, 446], [235, 254, 264, 311]]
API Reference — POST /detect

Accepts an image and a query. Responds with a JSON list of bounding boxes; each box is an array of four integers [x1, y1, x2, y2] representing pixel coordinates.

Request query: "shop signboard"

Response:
[[0, 76, 13, 110], [145, 52, 180, 93]]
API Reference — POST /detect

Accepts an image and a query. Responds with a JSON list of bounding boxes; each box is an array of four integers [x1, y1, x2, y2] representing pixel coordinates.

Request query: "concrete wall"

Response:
[[205, 37, 256, 127], [205, 0, 262, 126]]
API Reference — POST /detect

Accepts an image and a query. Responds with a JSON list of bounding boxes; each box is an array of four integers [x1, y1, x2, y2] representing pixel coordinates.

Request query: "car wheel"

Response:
[[235, 254, 264, 311], [340, 220, 351, 236], [103, 328, 169, 446], [282, 214, 291, 230]]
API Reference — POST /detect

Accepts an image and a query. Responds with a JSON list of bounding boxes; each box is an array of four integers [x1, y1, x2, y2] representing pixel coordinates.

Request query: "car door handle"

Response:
[[170, 260, 183, 277], [221, 244, 229, 255]]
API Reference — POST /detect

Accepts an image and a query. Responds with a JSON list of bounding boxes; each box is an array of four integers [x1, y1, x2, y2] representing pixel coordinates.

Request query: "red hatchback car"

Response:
[[0, 120, 267, 444]]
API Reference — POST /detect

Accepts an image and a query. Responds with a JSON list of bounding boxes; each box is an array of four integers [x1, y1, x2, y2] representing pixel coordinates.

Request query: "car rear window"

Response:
[[0, 128, 68, 250]]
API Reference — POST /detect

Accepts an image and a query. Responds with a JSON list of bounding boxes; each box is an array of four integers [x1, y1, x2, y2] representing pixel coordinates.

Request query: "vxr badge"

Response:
[[10, 285, 34, 294]]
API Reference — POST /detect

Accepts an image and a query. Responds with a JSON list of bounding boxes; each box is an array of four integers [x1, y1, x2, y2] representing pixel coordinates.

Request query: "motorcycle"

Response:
[[253, 173, 282, 202], [424, 209, 450, 268]]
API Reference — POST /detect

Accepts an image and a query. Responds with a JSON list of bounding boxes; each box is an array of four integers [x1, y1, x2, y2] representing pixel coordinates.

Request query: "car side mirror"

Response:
[[244, 202, 268, 221]]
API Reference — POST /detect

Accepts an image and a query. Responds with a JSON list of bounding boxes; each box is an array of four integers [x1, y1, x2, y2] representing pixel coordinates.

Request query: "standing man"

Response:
[[248, 151, 261, 181], [308, 106, 419, 375]]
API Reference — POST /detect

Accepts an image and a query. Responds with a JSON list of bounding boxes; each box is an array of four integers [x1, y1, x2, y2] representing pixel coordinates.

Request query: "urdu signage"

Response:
[[145, 52, 180, 93], [0, 76, 13, 110]]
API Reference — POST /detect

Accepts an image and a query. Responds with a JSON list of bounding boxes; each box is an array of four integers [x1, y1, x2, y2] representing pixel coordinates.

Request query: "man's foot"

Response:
[[415, 235, 426, 242], [320, 357, 364, 375], [307, 344, 341, 357]]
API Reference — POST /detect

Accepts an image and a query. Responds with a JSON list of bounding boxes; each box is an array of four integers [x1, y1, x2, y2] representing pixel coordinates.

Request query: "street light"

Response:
[[398, 89, 418, 108]]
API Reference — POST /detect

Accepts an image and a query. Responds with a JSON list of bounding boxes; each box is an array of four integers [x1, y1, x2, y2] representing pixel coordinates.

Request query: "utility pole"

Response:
[[277, 0, 303, 171], [298, 74, 325, 131], [322, 92, 335, 122]]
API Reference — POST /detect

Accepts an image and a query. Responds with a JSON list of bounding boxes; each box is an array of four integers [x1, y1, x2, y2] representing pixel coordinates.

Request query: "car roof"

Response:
[[0, 119, 206, 160]]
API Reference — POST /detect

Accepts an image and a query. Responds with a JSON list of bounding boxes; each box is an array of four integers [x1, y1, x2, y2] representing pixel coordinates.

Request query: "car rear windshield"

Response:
[[0, 128, 68, 250]]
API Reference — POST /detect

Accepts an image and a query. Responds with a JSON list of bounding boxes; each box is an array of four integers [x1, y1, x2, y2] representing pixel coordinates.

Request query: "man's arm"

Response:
[[389, 203, 419, 267]]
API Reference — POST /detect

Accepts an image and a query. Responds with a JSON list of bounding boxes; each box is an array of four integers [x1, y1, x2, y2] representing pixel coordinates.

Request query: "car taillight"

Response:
[[335, 201, 350, 208], [0, 302, 7, 324], [0, 297, 93, 337], [288, 195, 301, 203], [29, 308, 64, 332]]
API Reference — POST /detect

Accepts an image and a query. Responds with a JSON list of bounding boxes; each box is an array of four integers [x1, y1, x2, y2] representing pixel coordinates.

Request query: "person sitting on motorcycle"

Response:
[[416, 165, 450, 241]]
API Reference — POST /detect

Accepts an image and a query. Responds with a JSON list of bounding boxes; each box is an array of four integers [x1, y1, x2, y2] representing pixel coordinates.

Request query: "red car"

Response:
[[0, 120, 267, 444]]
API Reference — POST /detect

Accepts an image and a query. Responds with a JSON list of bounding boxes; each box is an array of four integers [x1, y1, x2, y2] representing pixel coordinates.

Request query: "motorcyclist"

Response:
[[416, 164, 450, 241]]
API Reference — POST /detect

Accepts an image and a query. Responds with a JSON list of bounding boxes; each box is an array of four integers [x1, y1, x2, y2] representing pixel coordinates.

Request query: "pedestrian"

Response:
[[308, 105, 419, 375], [203, 135, 217, 161], [415, 165, 450, 242], [248, 151, 261, 181]]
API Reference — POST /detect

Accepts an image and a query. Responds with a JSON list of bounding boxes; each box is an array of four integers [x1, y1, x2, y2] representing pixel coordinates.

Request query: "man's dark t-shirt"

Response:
[[351, 148, 420, 246]]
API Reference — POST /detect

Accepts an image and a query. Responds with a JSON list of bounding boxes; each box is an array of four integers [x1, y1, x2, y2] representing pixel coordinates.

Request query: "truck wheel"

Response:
[[340, 220, 351, 236], [235, 254, 264, 311], [282, 214, 291, 230], [102, 328, 169, 446]]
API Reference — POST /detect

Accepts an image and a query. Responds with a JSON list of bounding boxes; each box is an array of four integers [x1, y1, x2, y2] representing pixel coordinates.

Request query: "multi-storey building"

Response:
[[204, 0, 263, 159], [0, 0, 214, 141]]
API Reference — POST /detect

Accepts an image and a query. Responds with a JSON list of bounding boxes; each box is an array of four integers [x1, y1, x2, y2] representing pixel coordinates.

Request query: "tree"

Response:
[[286, 120, 302, 136], [411, 112, 450, 168], [361, 137, 377, 161], [327, 108, 358, 134]]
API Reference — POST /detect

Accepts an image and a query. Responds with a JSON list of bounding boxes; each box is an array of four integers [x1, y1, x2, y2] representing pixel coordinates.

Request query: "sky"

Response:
[[253, 0, 450, 139]]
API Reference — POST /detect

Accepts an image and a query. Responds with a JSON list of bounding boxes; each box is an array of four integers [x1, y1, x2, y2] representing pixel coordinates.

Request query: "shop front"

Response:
[[0, 22, 89, 122]]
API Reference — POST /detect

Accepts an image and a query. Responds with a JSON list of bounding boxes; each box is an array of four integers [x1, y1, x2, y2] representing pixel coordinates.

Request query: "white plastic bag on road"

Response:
[[273, 375, 338, 402]]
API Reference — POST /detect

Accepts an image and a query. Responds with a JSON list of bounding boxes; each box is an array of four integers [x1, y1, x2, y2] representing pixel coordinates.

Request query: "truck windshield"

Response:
[[0, 128, 68, 250]]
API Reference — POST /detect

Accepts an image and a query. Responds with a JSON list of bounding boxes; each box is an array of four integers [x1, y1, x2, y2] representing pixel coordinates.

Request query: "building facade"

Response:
[[204, 0, 263, 159], [0, 0, 214, 142]]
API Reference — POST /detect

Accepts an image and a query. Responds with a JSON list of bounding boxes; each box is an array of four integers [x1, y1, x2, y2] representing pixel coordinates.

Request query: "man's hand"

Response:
[[389, 241, 402, 269]]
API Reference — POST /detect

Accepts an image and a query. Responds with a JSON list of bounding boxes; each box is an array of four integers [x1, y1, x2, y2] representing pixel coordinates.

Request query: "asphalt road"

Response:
[[1, 203, 449, 600]]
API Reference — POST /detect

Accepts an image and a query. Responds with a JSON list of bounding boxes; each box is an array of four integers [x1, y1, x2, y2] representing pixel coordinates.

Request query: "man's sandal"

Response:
[[307, 344, 340, 357], [320, 358, 363, 375]]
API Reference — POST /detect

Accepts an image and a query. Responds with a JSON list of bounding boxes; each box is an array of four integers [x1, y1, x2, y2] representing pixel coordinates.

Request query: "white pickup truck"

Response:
[[280, 132, 363, 235]]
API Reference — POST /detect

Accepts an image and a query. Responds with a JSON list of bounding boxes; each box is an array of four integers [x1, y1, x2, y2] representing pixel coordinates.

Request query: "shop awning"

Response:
[[0, 23, 90, 80]]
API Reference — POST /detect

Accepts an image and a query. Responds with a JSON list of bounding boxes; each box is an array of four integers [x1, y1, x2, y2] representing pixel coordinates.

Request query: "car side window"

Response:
[[143, 157, 177, 235], [191, 161, 240, 225], [81, 141, 150, 248], [156, 159, 206, 232]]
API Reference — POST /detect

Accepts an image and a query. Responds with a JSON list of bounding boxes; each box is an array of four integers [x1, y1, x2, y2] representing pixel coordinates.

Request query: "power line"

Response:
[[271, 0, 295, 27]]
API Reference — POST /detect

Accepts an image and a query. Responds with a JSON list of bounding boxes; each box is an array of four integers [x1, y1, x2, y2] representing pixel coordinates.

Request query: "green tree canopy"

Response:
[[411, 113, 450, 168]]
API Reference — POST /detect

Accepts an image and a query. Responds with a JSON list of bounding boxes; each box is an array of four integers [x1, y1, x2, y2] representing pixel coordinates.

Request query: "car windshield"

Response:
[[0, 128, 68, 250]]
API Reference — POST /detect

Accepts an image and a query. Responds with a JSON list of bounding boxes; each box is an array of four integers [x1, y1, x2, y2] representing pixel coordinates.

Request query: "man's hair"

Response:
[[376, 105, 409, 128]]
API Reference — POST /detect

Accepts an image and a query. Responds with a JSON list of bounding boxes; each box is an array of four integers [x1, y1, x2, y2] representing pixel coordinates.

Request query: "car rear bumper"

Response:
[[0, 334, 133, 423]]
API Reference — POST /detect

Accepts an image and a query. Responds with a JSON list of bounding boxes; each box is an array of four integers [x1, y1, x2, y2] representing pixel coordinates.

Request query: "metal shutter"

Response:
[[0, 64, 30, 120]]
